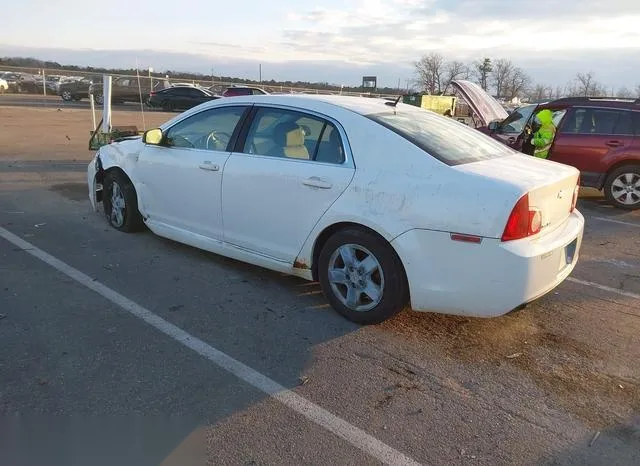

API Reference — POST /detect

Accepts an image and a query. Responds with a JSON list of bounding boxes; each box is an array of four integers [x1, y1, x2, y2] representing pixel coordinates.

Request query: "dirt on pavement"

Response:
[[0, 106, 173, 161]]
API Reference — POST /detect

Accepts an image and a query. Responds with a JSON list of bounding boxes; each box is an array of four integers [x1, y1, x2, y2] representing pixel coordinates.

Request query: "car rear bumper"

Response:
[[391, 210, 585, 317]]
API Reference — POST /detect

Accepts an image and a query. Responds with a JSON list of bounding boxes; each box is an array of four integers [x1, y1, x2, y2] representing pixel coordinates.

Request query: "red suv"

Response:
[[452, 80, 640, 210]]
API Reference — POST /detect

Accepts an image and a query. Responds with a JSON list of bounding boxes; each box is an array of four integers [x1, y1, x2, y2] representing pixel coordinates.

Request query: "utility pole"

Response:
[[259, 64, 262, 83], [211, 67, 214, 86]]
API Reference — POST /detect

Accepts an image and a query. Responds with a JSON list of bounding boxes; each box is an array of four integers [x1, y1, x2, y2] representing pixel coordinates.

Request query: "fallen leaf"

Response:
[[299, 376, 309, 386]]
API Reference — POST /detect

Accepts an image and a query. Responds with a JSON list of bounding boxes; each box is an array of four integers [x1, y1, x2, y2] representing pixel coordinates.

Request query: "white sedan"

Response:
[[87, 94, 584, 324]]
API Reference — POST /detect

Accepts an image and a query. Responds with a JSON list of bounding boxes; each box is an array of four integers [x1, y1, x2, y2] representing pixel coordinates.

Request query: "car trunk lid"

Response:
[[456, 154, 580, 237], [451, 80, 509, 127]]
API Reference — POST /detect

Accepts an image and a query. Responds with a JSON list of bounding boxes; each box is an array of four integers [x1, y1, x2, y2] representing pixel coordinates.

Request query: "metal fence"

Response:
[[0, 65, 401, 98]]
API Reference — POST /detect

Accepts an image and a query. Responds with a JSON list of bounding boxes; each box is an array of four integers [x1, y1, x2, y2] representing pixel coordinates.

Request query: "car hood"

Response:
[[451, 80, 509, 126]]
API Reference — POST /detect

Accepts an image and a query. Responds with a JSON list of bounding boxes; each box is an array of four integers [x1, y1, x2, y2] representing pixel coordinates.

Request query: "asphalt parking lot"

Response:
[[1, 100, 639, 466]]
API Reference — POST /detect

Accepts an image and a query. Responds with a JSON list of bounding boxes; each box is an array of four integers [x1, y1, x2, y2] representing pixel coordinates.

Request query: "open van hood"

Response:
[[451, 80, 509, 126]]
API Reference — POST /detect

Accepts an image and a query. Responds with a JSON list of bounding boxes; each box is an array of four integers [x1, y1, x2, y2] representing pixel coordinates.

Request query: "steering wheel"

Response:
[[205, 131, 232, 151], [169, 135, 195, 149]]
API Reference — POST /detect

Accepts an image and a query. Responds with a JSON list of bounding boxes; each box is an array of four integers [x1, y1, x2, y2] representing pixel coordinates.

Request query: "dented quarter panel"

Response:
[[294, 110, 528, 269]]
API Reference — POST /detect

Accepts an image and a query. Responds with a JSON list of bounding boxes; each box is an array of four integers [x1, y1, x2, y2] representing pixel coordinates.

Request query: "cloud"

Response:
[[281, 0, 640, 61], [2, 0, 639, 90]]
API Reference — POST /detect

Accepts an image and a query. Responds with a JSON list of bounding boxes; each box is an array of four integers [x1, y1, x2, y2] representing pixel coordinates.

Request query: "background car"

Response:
[[0, 72, 41, 93], [453, 80, 640, 210], [58, 77, 96, 101], [89, 76, 170, 104], [147, 85, 221, 111], [222, 85, 269, 97], [88, 95, 583, 325]]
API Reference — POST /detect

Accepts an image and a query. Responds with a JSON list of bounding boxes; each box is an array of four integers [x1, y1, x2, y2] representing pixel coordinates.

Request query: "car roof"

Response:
[[542, 96, 640, 110], [210, 94, 411, 116]]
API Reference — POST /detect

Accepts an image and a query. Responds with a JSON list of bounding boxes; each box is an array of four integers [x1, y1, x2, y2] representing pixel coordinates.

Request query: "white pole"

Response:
[[42, 69, 47, 97], [135, 61, 146, 131], [102, 75, 112, 133], [89, 94, 97, 131]]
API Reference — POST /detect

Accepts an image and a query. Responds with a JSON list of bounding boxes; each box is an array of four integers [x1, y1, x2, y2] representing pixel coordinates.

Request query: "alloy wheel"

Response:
[[611, 172, 640, 206], [110, 181, 126, 227], [327, 244, 385, 312]]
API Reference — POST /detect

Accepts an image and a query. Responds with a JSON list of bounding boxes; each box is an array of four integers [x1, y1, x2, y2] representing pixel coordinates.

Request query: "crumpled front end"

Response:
[[87, 152, 103, 212]]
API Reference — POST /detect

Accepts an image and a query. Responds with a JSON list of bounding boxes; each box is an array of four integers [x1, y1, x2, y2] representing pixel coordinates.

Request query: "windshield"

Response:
[[368, 108, 515, 166], [499, 104, 537, 133]]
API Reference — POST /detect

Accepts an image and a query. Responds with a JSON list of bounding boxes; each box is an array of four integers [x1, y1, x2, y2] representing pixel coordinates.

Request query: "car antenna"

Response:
[[385, 95, 402, 107]]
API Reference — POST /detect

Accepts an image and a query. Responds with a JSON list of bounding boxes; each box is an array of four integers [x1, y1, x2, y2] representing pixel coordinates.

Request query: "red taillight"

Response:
[[149, 91, 156, 96], [501, 194, 542, 242], [570, 176, 580, 212]]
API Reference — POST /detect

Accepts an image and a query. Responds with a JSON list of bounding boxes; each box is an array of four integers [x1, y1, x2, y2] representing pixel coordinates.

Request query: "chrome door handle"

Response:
[[302, 176, 332, 189], [199, 161, 219, 171]]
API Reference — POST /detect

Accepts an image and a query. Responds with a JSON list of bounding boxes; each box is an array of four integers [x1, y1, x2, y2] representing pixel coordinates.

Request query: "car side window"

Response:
[[613, 111, 633, 136], [242, 107, 345, 164], [560, 108, 623, 135], [164, 106, 246, 151], [633, 113, 640, 135]]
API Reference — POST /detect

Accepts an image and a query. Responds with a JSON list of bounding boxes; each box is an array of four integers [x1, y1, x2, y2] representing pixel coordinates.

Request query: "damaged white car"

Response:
[[88, 94, 584, 324]]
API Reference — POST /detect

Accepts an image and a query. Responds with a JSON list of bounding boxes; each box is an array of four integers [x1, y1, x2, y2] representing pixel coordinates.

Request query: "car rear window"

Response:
[[368, 108, 515, 166]]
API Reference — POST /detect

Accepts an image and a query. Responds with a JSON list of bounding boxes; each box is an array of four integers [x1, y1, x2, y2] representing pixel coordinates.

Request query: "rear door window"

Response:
[[559, 108, 631, 135], [633, 112, 640, 135], [242, 107, 345, 164], [613, 111, 634, 135]]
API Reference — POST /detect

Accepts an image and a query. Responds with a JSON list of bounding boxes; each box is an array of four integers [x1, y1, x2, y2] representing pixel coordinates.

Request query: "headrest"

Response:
[[286, 128, 305, 147], [273, 121, 304, 146]]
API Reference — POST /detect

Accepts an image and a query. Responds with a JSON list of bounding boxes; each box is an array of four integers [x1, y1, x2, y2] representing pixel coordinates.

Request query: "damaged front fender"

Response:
[[87, 153, 102, 212]]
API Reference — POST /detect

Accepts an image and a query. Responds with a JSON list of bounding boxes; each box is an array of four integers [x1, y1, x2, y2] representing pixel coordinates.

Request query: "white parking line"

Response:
[[568, 277, 640, 300], [0, 226, 420, 466], [589, 216, 640, 228]]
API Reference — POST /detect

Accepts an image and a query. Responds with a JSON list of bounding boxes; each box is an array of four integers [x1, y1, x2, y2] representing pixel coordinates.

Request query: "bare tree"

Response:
[[616, 87, 633, 98], [553, 85, 565, 99], [504, 67, 531, 101], [635, 84, 640, 98], [573, 72, 603, 97], [473, 58, 492, 91], [441, 61, 469, 94], [529, 84, 549, 102], [492, 59, 514, 99], [414, 53, 445, 94]]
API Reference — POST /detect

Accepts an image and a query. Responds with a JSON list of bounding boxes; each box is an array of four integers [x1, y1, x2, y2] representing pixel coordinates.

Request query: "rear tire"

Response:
[[61, 90, 73, 101], [102, 171, 145, 232], [318, 228, 408, 325], [603, 164, 640, 210]]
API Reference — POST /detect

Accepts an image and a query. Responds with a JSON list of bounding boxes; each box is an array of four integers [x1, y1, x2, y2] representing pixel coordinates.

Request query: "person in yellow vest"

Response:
[[531, 109, 556, 159]]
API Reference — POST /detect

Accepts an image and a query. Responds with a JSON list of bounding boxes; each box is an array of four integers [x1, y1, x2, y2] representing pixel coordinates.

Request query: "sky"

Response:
[[2, 0, 640, 90]]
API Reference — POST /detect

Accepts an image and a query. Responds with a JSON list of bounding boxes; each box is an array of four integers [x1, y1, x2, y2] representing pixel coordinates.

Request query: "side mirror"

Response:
[[488, 121, 499, 132], [143, 128, 163, 145]]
